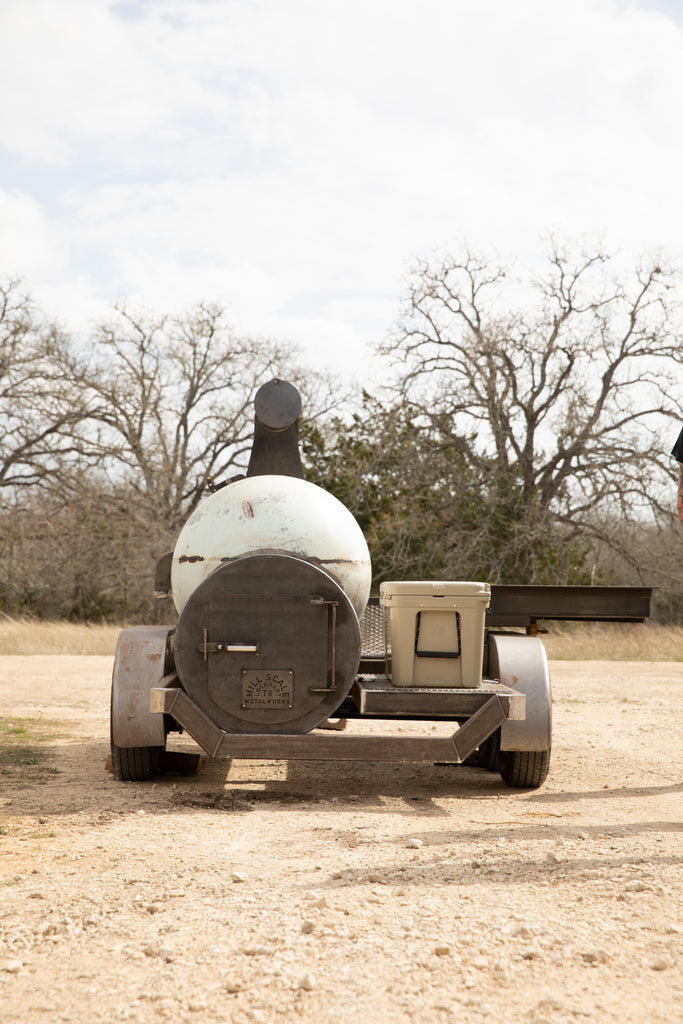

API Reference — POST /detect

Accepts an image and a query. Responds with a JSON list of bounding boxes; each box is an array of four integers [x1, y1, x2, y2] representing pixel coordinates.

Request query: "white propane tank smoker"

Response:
[[110, 378, 650, 789]]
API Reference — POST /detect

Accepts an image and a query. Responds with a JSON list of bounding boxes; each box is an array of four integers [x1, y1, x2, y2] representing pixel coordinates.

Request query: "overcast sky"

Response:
[[1, 0, 682, 382]]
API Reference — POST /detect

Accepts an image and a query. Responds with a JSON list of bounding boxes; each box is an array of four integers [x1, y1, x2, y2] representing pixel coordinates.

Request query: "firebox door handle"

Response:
[[309, 597, 339, 692]]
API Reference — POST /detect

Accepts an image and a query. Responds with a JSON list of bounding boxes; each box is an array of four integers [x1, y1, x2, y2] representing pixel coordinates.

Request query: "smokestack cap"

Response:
[[254, 379, 302, 431]]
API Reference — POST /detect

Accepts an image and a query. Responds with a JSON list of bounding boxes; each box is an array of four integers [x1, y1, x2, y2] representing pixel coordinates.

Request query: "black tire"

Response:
[[478, 729, 501, 772], [110, 741, 164, 781], [500, 748, 551, 789]]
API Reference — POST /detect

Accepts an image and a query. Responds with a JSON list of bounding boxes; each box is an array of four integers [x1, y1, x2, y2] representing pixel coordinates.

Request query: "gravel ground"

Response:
[[0, 656, 681, 1024]]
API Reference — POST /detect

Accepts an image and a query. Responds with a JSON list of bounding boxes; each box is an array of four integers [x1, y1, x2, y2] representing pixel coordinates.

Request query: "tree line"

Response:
[[2, 241, 683, 624]]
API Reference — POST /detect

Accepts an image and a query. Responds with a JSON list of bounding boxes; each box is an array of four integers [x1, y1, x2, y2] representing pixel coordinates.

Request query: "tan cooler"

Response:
[[380, 581, 491, 688]]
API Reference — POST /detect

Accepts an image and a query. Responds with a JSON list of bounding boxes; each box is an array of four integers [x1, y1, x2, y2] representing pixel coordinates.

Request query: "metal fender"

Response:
[[111, 626, 174, 748], [488, 633, 552, 751]]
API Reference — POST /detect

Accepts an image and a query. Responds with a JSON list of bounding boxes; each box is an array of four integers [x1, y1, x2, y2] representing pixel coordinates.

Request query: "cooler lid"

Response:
[[380, 580, 491, 597]]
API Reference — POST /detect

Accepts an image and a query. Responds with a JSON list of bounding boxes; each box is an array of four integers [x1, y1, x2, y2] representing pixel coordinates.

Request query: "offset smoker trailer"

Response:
[[109, 379, 653, 792], [112, 584, 652, 791]]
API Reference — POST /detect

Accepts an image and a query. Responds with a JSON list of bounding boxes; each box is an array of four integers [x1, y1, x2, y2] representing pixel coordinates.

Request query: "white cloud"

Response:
[[1, 0, 682, 379], [0, 188, 67, 277]]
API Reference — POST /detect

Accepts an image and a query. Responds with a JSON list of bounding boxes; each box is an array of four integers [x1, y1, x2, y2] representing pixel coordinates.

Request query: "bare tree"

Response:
[[0, 278, 88, 503], [78, 302, 332, 533], [0, 284, 343, 620], [0, 473, 176, 621], [380, 242, 683, 582]]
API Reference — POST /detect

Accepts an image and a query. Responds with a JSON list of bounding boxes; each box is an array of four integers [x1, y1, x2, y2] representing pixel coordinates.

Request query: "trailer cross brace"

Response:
[[150, 681, 525, 764]]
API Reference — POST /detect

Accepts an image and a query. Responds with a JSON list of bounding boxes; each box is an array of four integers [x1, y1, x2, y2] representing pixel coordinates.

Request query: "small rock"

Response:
[[651, 959, 669, 971], [143, 943, 175, 963], [434, 945, 451, 957], [580, 948, 609, 965], [536, 998, 564, 1014], [2, 960, 22, 974], [406, 839, 423, 849], [492, 963, 510, 986], [624, 880, 649, 893], [299, 973, 315, 991], [471, 956, 488, 970], [188, 1001, 207, 1012], [232, 872, 247, 883], [301, 920, 315, 934]]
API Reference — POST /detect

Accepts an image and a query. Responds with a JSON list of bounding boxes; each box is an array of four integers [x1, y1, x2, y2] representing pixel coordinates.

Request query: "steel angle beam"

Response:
[[487, 585, 652, 627]]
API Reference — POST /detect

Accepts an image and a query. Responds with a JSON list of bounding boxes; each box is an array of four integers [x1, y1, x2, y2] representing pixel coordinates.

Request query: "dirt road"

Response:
[[0, 656, 681, 1023]]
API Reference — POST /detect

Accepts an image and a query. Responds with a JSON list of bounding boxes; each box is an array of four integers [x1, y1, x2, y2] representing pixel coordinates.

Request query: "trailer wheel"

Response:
[[110, 626, 174, 782], [499, 748, 551, 789], [487, 634, 552, 790]]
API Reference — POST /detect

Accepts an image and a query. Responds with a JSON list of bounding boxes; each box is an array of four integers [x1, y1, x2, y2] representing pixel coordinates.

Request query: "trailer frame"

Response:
[[111, 583, 651, 789]]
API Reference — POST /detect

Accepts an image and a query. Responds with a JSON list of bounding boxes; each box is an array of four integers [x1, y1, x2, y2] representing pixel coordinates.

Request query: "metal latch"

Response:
[[199, 628, 259, 661]]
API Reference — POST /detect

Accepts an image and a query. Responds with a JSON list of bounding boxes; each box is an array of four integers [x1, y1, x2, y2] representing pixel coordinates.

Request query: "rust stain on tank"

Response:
[[242, 501, 254, 519], [178, 555, 205, 564]]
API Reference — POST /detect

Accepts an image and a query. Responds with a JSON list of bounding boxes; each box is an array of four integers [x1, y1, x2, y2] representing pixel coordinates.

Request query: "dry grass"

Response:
[[1, 615, 683, 661], [0, 616, 121, 656], [541, 621, 683, 661]]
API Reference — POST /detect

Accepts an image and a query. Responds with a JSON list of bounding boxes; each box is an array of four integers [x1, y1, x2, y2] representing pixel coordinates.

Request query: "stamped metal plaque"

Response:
[[241, 669, 294, 709]]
